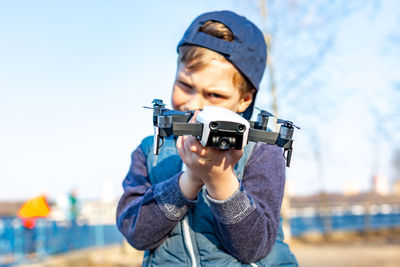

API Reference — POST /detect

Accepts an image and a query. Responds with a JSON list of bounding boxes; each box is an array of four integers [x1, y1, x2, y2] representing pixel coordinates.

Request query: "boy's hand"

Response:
[[176, 111, 243, 200]]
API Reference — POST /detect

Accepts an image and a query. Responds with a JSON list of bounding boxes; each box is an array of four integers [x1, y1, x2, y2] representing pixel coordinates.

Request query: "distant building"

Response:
[[285, 179, 296, 197], [80, 199, 118, 225], [0, 201, 24, 217], [289, 192, 400, 217], [343, 180, 360, 196], [372, 174, 390, 195], [101, 178, 115, 203], [394, 179, 400, 196]]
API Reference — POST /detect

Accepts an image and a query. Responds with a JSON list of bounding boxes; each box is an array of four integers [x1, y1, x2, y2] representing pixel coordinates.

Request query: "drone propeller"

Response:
[[254, 107, 274, 130], [152, 99, 165, 106], [143, 106, 155, 110], [255, 107, 274, 118], [277, 119, 300, 129]]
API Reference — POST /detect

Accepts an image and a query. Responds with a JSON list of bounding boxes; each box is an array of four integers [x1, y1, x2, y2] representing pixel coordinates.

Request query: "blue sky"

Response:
[[0, 1, 399, 201]]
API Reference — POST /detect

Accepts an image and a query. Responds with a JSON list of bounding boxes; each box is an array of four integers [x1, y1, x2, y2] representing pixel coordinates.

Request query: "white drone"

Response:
[[147, 99, 299, 167]]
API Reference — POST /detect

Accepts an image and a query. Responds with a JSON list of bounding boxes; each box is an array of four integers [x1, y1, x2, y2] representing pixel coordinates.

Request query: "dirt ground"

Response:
[[291, 241, 400, 267], [290, 228, 400, 267], [17, 244, 144, 267]]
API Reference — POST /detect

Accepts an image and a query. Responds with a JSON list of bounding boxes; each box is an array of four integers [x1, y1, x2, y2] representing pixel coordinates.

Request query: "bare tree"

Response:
[[257, 0, 368, 118], [386, 17, 400, 185], [393, 149, 400, 181], [254, 0, 380, 240]]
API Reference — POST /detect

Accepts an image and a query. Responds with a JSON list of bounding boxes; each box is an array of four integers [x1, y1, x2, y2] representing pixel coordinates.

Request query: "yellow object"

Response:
[[18, 194, 50, 219]]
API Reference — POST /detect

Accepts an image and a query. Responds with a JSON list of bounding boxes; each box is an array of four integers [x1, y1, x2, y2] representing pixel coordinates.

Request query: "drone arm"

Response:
[[172, 122, 203, 137], [248, 128, 279, 145], [249, 128, 295, 167]]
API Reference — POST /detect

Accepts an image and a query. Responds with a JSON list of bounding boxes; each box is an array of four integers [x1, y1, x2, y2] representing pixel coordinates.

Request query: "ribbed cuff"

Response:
[[154, 172, 198, 221], [206, 182, 256, 225]]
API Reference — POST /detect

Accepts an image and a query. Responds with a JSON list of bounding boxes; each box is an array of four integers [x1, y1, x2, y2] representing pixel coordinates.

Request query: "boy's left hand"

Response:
[[177, 111, 243, 200]]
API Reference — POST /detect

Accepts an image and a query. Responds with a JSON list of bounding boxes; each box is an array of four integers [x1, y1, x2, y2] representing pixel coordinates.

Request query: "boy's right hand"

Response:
[[177, 135, 204, 200], [176, 110, 242, 201]]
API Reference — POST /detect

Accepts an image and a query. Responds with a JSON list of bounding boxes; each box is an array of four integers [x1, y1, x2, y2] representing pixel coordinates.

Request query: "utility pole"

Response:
[[258, 0, 292, 242]]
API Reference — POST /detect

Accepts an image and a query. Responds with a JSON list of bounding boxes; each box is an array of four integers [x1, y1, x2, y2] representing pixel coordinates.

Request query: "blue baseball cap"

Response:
[[177, 10, 267, 119]]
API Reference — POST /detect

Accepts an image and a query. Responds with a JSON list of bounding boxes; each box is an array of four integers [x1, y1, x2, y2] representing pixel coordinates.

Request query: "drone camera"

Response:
[[208, 133, 240, 150], [213, 136, 236, 150], [237, 124, 246, 133], [205, 121, 245, 150], [209, 122, 219, 131]]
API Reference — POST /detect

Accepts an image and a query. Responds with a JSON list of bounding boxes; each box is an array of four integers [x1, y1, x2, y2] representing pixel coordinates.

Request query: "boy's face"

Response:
[[171, 60, 253, 113]]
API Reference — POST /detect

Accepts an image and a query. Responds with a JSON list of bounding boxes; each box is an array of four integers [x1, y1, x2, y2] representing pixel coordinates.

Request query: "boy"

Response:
[[117, 10, 298, 266]]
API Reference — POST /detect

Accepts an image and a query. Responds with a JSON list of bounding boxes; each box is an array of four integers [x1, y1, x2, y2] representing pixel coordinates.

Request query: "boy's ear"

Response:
[[237, 90, 255, 113]]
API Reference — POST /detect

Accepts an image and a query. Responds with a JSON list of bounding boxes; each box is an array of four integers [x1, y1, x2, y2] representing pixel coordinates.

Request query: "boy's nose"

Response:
[[185, 94, 205, 111]]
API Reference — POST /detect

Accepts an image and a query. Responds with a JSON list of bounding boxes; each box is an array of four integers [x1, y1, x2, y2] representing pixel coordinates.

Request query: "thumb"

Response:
[[189, 110, 201, 123]]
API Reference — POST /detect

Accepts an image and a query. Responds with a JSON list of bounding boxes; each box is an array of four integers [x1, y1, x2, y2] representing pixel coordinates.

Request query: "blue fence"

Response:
[[1, 213, 400, 266], [0, 218, 123, 266], [290, 212, 400, 236]]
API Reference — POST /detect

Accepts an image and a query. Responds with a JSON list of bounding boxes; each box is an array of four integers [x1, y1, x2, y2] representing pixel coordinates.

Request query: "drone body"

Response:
[[196, 106, 250, 150], [147, 99, 299, 167]]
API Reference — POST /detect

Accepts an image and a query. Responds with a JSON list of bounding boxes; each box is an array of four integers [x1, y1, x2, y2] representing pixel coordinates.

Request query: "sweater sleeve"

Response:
[[116, 146, 197, 250], [207, 143, 286, 263]]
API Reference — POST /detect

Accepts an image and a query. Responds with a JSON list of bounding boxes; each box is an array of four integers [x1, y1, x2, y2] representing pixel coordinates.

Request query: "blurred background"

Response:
[[1, 0, 399, 266]]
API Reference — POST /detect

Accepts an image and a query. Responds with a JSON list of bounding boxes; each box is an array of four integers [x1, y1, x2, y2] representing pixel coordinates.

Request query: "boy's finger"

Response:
[[187, 136, 204, 155], [182, 136, 192, 157], [177, 136, 188, 159], [197, 146, 206, 157], [190, 144, 206, 158], [176, 136, 182, 149], [189, 110, 201, 123], [187, 136, 198, 152], [186, 136, 198, 155]]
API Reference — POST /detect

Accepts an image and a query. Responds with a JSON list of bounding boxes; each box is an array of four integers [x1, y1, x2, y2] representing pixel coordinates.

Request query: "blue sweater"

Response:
[[117, 136, 298, 266]]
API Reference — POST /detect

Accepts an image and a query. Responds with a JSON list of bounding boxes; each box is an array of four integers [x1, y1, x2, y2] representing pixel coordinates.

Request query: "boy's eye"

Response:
[[208, 93, 223, 98], [178, 81, 193, 91]]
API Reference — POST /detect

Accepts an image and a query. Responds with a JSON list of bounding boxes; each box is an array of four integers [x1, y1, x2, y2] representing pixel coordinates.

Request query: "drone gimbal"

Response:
[[147, 99, 299, 167]]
